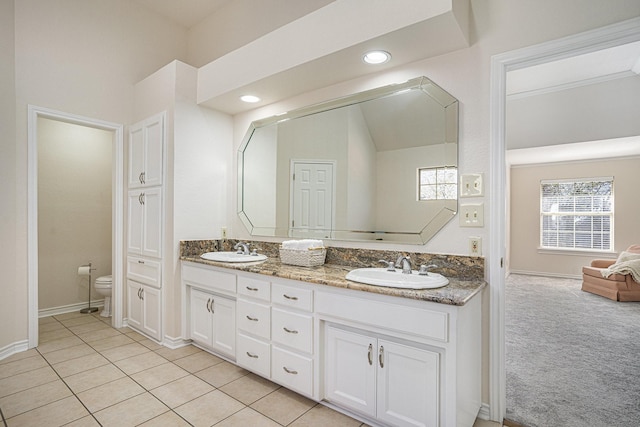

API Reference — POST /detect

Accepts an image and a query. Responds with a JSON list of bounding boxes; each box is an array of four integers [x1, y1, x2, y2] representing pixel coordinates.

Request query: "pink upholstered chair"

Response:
[[582, 245, 640, 301]]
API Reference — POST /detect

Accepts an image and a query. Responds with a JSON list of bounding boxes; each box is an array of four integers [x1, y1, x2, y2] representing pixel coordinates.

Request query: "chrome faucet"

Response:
[[395, 255, 412, 274], [234, 242, 250, 255]]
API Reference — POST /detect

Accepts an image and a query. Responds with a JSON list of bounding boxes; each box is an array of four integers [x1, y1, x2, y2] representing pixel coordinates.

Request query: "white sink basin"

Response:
[[200, 252, 267, 263], [345, 268, 449, 289]]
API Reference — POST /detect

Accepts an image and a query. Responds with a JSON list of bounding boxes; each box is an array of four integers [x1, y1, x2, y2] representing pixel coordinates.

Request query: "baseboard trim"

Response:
[[163, 335, 192, 349], [38, 300, 105, 318], [0, 340, 29, 362], [477, 403, 491, 420], [509, 270, 582, 280]]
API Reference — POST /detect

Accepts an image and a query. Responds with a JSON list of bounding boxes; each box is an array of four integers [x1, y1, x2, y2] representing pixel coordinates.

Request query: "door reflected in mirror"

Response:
[[238, 77, 458, 244]]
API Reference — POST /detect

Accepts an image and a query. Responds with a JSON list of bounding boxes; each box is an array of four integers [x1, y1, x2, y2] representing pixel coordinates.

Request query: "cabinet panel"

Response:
[[128, 124, 145, 188], [127, 256, 161, 288], [127, 280, 143, 330], [236, 333, 270, 378], [143, 116, 164, 187], [271, 308, 313, 354], [190, 288, 214, 345], [237, 299, 271, 340], [237, 275, 271, 302], [141, 187, 162, 258], [212, 296, 236, 358], [183, 264, 236, 295], [127, 191, 144, 254], [141, 286, 161, 341], [272, 282, 313, 312], [377, 340, 439, 427], [272, 346, 313, 397]]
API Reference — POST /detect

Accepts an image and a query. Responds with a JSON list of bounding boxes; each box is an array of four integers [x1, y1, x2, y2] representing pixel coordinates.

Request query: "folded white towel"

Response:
[[282, 239, 324, 251]]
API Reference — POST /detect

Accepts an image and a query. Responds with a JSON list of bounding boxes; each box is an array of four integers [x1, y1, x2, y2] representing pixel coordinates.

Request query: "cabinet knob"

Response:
[[379, 345, 384, 368], [246, 352, 259, 359], [246, 315, 259, 322], [283, 366, 298, 375], [283, 294, 298, 301], [283, 327, 298, 334]]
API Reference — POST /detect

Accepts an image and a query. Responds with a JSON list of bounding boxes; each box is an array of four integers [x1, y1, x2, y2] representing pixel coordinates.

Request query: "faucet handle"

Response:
[[418, 264, 438, 275], [379, 260, 396, 271]]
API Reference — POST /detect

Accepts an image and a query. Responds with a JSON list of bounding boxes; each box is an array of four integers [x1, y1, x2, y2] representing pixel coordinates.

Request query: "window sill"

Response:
[[537, 248, 617, 258]]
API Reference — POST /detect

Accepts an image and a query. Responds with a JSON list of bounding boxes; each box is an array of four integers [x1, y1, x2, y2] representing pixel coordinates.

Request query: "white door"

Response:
[[126, 280, 142, 330], [141, 187, 162, 258], [325, 326, 377, 418], [190, 288, 214, 347], [141, 285, 161, 340], [377, 340, 440, 427], [212, 296, 236, 357], [291, 161, 334, 238]]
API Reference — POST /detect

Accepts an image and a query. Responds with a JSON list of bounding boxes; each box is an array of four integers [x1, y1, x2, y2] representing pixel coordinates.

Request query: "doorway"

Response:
[[289, 160, 336, 239], [27, 106, 124, 348], [489, 17, 640, 422]]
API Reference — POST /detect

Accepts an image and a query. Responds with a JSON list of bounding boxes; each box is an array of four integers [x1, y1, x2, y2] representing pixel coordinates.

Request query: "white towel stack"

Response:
[[281, 239, 324, 251]]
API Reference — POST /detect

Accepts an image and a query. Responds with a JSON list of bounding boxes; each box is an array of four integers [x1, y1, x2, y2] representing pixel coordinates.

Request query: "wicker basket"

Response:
[[279, 247, 326, 267]]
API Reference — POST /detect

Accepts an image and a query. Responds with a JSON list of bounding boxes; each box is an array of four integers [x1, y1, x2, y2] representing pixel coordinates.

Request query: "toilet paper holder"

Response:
[[79, 262, 99, 314]]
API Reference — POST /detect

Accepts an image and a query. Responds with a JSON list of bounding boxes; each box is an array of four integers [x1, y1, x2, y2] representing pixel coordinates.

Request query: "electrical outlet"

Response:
[[469, 237, 482, 256], [221, 227, 227, 239]]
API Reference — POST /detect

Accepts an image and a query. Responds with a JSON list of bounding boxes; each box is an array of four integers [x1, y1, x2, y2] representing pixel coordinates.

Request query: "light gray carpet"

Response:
[[506, 274, 640, 427]]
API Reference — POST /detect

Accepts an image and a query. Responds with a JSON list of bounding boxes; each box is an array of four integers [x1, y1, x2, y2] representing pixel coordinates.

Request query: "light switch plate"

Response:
[[459, 203, 484, 227], [460, 174, 483, 197]]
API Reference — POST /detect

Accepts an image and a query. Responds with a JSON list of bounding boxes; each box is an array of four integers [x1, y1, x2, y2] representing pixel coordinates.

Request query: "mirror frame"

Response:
[[237, 76, 459, 244]]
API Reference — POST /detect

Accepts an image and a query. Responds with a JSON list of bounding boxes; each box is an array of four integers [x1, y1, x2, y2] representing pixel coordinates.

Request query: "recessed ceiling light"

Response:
[[363, 50, 391, 65], [240, 95, 261, 103]]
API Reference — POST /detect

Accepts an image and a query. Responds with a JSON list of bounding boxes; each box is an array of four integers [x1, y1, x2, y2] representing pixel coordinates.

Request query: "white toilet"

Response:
[[94, 275, 112, 317]]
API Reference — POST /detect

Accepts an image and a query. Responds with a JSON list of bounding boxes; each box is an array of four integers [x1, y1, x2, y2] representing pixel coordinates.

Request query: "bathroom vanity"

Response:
[[180, 250, 484, 427]]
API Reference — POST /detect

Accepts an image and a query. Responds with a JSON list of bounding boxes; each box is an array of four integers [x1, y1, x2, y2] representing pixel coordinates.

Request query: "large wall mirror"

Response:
[[238, 76, 459, 244]]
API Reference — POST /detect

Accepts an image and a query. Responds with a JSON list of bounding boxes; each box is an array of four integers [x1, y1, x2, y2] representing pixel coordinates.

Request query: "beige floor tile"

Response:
[[77, 376, 145, 413], [0, 355, 48, 380], [130, 362, 190, 390], [5, 395, 88, 426], [38, 321, 67, 333], [215, 407, 281, 427], [53, 311, 86, 321], [39, 316, 58, 324], [174, 390, 244, 427], [93, 392, 168, 427], [53, 352, 110, 377], [114, 350, 167, 375], [88, 334, 135, 351], [195, 361, 248, 388], [138, 411, 192, 426], [0, 366, 59, 398], [123, 329, 148, 341], [0, 379, 72, 418], [139, 338, 164, 351], [99, 342, 149, 362], [289, 404, 361, 427], [64, 363, 126, 394], [36, 335, 84, 354], [251, 387, 315, 426], [150, 374, 215, 408], [0, 349, 39, 365], [155, 344, 202, 361], [173, 350, 225, 373], [68, 321, 112, 335], [60, 315, 102, 328], [41, 343, 96, 365], [38, 328, 74, 343], [219, 373, 280, 405], [63, 415, 101, 426], [76, 327, 122, 343]]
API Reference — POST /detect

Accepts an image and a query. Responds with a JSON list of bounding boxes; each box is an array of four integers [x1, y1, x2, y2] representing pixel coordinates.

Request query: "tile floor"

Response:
[[0, 311, 500, 427]]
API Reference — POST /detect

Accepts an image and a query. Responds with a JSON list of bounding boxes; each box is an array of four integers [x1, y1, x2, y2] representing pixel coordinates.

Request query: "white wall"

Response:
[[37, 118, 113, 310], [510, 157, 640, 277]]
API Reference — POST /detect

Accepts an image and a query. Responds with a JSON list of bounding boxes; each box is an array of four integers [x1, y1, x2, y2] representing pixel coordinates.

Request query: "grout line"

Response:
[[0, 406, 7, 427]]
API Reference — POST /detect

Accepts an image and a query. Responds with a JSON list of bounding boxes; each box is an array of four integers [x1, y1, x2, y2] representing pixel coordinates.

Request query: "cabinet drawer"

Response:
[[271, 283, 313, 312], [182, 264, 236, 295], [236, 333, 270, 378], [272, 346, 313, 397], [127, 257, 161, 288], [237, 275, 271, 302], [271, 308, 313, 354], [237, 299, 271, 340]]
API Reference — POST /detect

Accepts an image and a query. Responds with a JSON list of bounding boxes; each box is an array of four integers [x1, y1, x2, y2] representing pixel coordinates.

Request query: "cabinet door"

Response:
[[190, 288, 214, 347], [325, 326, 376, 418], [142, 114, 164, 187], [212, 295, 236, 357], [141, 285, 161, 341], [377, 340, 440, 427], [128, 124, 145, 188], [141, 187, 162, 258], [127, 190, 144, 254], [127, 280, 142, 330]]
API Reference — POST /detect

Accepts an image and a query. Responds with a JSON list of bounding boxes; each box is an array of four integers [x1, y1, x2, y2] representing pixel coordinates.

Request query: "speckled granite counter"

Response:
[[180, 240, 486, 306]]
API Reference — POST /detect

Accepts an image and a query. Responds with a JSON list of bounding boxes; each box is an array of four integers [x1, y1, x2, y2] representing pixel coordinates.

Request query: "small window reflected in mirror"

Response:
[[418, 167, 458, 201]]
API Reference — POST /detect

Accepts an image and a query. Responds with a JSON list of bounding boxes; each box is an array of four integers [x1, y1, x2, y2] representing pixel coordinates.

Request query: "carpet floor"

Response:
[[505, 274, 640, 427]]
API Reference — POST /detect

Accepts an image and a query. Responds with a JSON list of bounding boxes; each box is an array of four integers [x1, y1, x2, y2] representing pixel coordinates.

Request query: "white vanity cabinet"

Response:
[[126, 279, 161, 340]]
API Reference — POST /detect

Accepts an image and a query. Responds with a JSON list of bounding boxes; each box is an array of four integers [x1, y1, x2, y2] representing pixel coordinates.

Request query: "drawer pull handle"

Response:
[[283, 367, 298, 375], [283, 294, 298, 301], [379, 345, 384, 368], [283, 327, 298, 334], [206, 298, 211, 313], [246, 286, 259, 291], [368, 343, 373, 365], [246, 352, 259, 359], [246, 315, 259, 322], [137, 260, 145, 264]]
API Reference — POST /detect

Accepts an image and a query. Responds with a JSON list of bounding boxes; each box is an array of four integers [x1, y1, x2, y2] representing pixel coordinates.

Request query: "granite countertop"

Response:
[[180, 255, 486, 306]]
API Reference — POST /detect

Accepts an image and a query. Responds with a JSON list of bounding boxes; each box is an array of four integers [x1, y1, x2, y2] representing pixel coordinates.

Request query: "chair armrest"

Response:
[[591, 259, 615, 268]]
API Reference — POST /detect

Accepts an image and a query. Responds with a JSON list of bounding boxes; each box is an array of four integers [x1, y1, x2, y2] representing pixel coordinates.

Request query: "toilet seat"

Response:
[[94, 275, 112, 317]]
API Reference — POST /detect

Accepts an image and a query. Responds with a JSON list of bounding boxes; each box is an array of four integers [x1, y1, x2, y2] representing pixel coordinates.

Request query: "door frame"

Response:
[[27, 105, 124, 347], [488, 17, 640, 421]]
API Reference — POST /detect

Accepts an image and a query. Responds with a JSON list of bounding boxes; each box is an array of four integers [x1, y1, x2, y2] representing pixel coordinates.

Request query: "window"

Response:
[[540, 177, 613, 251], [418, 167, 457, 201]]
